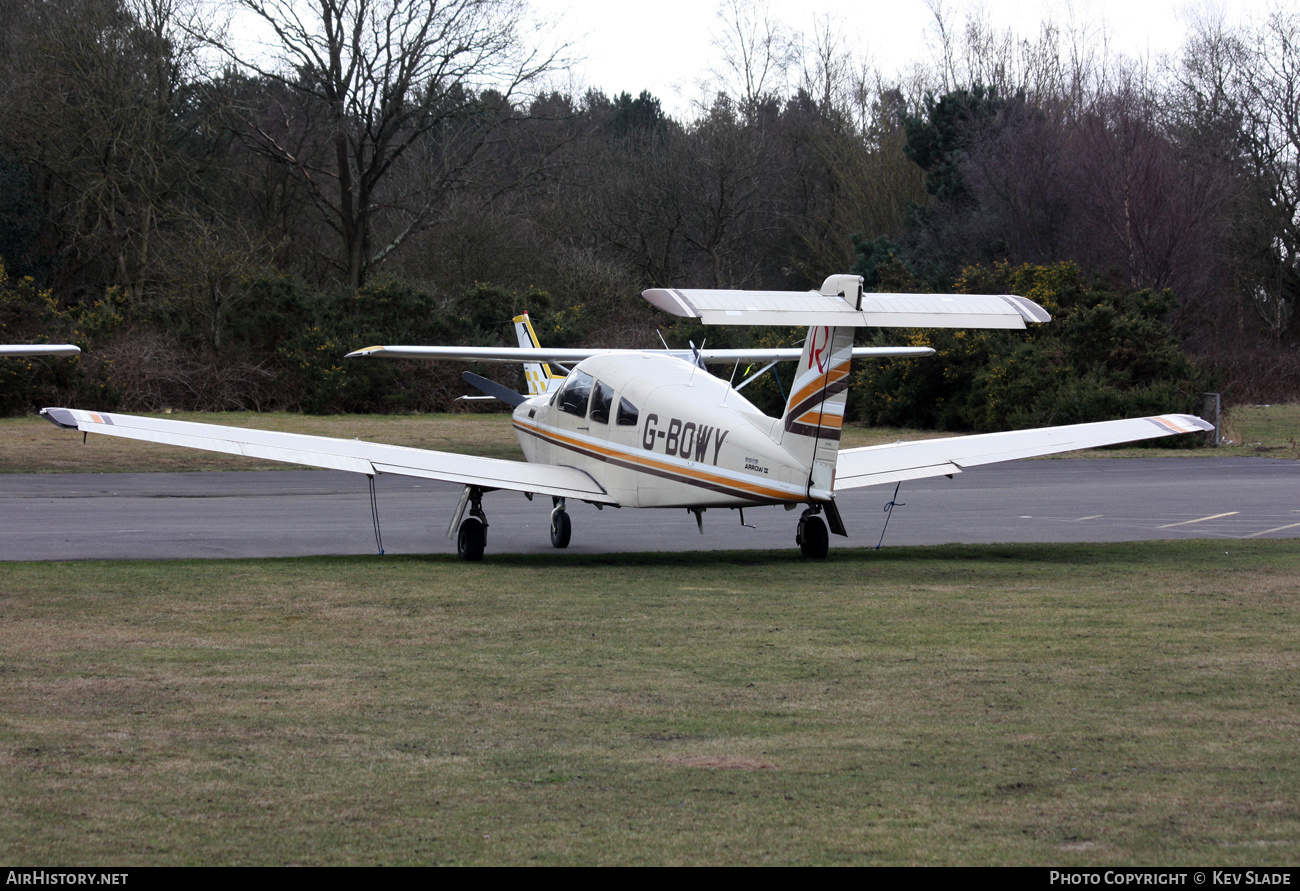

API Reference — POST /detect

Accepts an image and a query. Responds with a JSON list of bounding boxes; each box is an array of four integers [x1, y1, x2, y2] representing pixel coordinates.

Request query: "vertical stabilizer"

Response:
[[777, 276, 862, 500], [513, 312, 562, 396]]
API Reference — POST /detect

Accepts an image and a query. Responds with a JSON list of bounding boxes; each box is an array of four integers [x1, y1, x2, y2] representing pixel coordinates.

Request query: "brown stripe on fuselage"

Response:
[[514, 421, 797, 503], [784, 420, 843, 440]]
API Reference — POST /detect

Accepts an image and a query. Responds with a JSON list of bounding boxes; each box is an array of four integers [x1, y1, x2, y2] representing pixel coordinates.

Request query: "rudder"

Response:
[[778, 323, 854, 500]]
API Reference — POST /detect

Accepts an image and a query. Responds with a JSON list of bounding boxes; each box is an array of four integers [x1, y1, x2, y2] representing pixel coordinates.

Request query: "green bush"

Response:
[[0, 262, 119, 415], [261, 278, 558, 413], [851, 262, 1213, 435]]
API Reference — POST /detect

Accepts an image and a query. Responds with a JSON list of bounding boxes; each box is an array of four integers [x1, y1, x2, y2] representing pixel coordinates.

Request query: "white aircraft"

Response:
[[0, 344, 80, 357], [40, 275, 1211, 559]]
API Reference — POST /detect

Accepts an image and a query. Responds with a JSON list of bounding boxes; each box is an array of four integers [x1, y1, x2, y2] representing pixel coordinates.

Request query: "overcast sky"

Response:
[[529, 0, 1270, 117]]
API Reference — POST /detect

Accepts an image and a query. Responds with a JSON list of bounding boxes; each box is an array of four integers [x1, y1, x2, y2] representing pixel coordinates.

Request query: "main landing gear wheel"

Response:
[[550, 506, 571, 549], [797, 513, 829, 559], [457, 516, 486, 561]]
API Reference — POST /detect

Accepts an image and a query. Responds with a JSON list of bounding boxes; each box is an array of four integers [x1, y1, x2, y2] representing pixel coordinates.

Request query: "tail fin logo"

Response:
[[808, 326, 830, 373]]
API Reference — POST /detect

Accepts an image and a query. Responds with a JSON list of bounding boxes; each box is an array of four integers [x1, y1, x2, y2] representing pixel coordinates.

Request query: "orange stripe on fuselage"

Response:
[[514, 420, 799, 503]]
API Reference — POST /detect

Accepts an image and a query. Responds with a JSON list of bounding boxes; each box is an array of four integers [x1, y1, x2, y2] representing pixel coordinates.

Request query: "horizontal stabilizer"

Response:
[[39, 407, 617, 504], [834, 414, 1213, 490], [462, 371, 527, 407], [643, 288, 1048, 329]]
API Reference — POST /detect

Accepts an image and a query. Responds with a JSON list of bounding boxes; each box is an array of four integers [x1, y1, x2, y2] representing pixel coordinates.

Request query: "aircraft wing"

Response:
[[834, 414, 1214, 489], [349, 345, 613, 362], [38, 408, 617, 504], [643, 288, 1049, 329], [0, 344, 81, 357], [346, 345, 935, 362]]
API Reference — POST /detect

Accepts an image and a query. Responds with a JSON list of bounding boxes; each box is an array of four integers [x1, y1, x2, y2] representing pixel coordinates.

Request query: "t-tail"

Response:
[[514, 312, 564, 396], [776, 277, 860, 501]]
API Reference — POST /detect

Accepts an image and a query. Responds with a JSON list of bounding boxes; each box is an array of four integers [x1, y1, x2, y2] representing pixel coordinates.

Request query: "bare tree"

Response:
[[0, 0, 213, 300], [1173, 7, 1300, 341], [921, 0, 1113, 119], [709, 0, 799, 113], [1069, 84, 1225, 301], [217, 0, 563, 289], [584, 127, 692, 288], [1237, 9, 1300, 340], [162, 211, 280, 350]]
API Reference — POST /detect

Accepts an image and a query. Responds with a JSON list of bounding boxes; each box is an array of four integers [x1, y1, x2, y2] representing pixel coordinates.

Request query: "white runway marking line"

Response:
[[1076, 515, 1103, 521], [1157, 511, 1239, 529], [1245, 521, 1300, 538]]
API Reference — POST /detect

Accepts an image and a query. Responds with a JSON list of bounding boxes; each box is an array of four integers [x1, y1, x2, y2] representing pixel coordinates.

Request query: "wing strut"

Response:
[[368, 475, 385, 555], [447, 486, 472, 539]]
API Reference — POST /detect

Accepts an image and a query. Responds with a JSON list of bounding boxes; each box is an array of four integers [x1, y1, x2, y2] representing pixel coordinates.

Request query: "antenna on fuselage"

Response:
[[688, 339, 706, 385], [721, 359, 741, 406]]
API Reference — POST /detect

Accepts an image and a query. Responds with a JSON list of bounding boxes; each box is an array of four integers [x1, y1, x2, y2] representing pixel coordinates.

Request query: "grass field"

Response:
[[2, 541, 1297, 865], [3, 403, 1298, 474]]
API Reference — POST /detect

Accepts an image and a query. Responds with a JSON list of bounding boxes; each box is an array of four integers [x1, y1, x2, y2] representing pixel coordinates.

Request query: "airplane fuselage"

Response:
[[511, 352, 813, 509]]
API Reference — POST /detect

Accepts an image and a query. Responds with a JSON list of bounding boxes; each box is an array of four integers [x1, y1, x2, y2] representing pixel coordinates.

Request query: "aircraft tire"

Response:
[[798, 515, 829, 559], [550, 508, 572, 549], [457, 516, 486, 561]]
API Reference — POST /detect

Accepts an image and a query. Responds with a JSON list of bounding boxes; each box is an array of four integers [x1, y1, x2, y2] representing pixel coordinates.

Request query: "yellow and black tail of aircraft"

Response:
[[513, 312, 563, 396]]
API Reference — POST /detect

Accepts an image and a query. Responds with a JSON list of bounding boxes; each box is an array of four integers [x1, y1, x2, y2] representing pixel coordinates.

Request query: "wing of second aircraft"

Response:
[[346, 345, 935, 362], [39, 408, 617, 504], [0, 344, 81, 357]]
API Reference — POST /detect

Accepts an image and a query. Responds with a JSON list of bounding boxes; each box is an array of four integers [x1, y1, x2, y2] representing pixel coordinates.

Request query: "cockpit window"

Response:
[[590, 381, 614, 424], [558, 370, 593, 416], [616, 397, 639, 426]]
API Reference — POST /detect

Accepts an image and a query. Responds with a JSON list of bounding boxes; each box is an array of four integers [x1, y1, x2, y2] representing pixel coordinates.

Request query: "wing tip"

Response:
[[40, 407, 80, 429], [642, 288, 696, 318], [997, 294, 1052, 324], [1156, 413, 1215, 434]]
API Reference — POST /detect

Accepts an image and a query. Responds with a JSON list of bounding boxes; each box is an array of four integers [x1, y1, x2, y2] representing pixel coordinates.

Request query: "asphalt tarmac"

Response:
[[1, 457, 1296, 561]]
